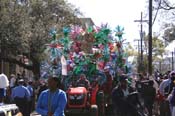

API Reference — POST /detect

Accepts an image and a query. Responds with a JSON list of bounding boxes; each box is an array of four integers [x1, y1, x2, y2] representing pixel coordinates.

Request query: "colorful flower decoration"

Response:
[[42, 24, 130, 87], [114, 25, 124, 40]]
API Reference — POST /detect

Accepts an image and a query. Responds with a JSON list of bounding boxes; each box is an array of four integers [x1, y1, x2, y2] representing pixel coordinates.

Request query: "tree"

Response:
[[124, 43, 138, 56], [0, 0, 81, 78], [162, 23, 175, 43], [152, 0, 175, 42], [0, 0, 31, 68], [144, 35, 166, 72], [153, 0, 175, 19], [154, 0, 175, 11], [153, 0, 175, 35]]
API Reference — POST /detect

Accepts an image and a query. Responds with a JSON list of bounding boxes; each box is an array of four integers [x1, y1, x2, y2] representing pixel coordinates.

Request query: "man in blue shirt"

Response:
[[36, 76, 67, 116], [11, 79, 30, 116]]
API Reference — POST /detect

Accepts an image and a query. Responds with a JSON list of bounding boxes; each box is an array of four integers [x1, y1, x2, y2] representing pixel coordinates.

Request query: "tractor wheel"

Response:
[[96, 91, 105, 116], [90, 105, 98, 116]]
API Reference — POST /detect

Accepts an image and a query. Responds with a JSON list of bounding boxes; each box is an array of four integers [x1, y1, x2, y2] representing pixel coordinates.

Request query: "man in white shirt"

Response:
[[0, 73, 9, 105]]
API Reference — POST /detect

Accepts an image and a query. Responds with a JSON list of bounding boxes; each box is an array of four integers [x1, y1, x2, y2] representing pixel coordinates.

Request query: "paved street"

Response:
[[30, 109, 114, 116], [30, 113, 114, 116]]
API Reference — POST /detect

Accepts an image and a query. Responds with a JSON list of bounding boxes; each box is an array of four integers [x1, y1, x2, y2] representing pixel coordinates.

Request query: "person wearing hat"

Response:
[[36, 76, 67, 116], [76, 74, 90, 89], [11, 79, 30, 116], [112, 74, 135, 116], [159, 71, 175, 116], [101, 66, 113, 105], [159, 71, 175, 96], [142, 80, 156, 116]]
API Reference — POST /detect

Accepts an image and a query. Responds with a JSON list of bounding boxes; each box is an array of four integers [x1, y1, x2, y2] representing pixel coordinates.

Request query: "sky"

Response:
[[67, 0, 149, 45]]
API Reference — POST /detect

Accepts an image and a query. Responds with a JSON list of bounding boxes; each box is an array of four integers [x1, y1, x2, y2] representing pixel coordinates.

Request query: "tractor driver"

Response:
[[76, 74, 90, 90]]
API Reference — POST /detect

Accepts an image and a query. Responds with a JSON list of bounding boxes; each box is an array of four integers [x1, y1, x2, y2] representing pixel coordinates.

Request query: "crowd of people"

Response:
[[112, 74, 156, 116], [1, 70, 175, 116], [0, 73, 50, 116], [0, 73, 89, 116], [111, 70, 175, 116]]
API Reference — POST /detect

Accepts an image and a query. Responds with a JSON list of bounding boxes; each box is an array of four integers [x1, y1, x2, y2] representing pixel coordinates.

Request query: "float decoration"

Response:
[[41, 24, 131, 88], [47, 28, 62, 64], [59, 27, 72, 58], [114, 25, 128, 73], [94, 24, 111, 62]]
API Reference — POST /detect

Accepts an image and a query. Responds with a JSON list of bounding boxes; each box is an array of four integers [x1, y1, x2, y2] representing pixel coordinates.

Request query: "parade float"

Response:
[[40, 24, 130, 116]]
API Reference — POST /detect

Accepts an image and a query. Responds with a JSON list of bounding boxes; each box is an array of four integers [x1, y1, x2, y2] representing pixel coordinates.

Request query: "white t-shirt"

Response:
[[0, 74, 9, 88]]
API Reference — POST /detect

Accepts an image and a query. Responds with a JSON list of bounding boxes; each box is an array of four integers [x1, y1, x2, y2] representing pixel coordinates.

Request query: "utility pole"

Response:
[[148, 0, 153, 76], [134, 12, 148, 72], [134, 39, 141, 72]]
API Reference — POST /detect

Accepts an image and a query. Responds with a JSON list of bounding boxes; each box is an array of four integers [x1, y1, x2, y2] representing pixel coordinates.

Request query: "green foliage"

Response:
[[0, 0, 30, 55], [144, 35, 165, 57], [153, 38, 165, 57], [0, 0, 81, 76], [143, 35, 166, 72], [124, 43, 137, 56]]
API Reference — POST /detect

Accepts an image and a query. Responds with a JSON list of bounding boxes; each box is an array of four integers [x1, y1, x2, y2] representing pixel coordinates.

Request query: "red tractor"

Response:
[[65, 82, 105, 116]]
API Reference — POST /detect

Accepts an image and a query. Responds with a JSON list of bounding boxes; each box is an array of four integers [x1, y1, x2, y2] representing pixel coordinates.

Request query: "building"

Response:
[[0, 55, 33, 78], [79, 18, 95, 53], [79, 18, 95, 28]]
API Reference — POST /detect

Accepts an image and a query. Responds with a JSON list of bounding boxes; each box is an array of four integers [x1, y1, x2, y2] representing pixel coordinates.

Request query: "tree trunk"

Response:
[[32, 61, 40, 80], [30, 55, 40, 80]]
